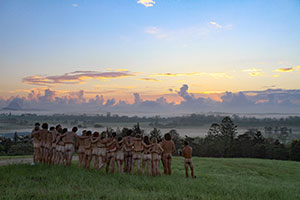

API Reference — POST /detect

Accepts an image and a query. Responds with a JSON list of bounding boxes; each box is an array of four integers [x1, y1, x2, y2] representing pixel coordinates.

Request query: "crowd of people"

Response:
[[31, 122, 195, 178]]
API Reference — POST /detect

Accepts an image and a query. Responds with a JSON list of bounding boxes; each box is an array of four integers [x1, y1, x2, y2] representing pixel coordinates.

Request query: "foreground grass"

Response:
[[0, 155, 32, 160], [0, 157, 300, 200]]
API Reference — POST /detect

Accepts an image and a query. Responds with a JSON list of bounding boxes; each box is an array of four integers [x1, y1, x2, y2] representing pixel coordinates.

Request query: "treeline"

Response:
[[165, 117, 300, 161], [0, 133, 33, 156], [1, 113, 300, 128]]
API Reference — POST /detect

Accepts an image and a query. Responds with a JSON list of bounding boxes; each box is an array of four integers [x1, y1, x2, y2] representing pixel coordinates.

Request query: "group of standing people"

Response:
[[31, 122, 195, 178]]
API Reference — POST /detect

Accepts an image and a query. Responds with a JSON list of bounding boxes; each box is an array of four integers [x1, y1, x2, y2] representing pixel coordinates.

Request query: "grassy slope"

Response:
[[0, 157, 299, 200]]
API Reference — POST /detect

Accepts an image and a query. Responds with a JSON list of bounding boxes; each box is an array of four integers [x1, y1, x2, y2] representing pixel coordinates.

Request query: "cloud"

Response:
[[3, 85, 300, 114], [209, 21, 222, 28], [138, 78, 161, 82], [242, 68, 264, 76], [151, 72, 232, 78], [137, 0, 155, 7], [72, 4, 79, 7], [274, 67, 294, 72], [144, 27, 168, 39], [23, 70, 135, 86], [242, 68, 262, 72]]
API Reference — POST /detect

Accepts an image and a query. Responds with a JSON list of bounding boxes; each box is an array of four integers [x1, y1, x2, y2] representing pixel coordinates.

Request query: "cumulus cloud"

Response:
[[137, 0, 155, 7], [134, 93, 142, 104], [23, 70, 135, 86], [2, 85, 300, 114]]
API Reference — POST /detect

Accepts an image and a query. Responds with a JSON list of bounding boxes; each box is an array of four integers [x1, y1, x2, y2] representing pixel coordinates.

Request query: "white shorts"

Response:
[[65, 144, 74, 152], [78, 146, 85, 154], [133, 152, 142, 160], [98, 148, 106, 157], [152, 153, 159, 161], [34, 142, 40, 149], [116, 150, 124, 160], [143, 154, 151, 161], [92, 147, 98, 155], [58, 145, 65, 152]]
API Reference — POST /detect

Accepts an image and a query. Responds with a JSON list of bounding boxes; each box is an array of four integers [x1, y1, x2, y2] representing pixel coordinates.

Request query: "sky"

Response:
[[0, 0, 300, 114]]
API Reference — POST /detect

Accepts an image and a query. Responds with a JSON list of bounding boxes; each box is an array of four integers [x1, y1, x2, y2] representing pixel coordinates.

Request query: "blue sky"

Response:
[[0, 0, 300, 104]]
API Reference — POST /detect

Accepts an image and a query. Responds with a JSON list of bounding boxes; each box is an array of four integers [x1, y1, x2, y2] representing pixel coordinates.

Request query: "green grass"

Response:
[[0, 157, 300, 200], [0, 155, 32, 160]]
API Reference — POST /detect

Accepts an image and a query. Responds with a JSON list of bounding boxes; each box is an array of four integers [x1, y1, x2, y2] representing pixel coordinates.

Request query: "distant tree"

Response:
[[220, 116, 238, 157], [207, 123, 221, 138], [150, 128, 162, 140], [290, 140, 300, 161]]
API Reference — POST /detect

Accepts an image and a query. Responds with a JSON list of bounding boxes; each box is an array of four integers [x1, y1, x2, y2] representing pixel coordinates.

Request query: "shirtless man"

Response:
[[91, 132, 100, 169], [50, 126, 59, 164], [31, 123, 41, 164], [76, 130, 87, 168], [115, 136, 124, 173], [83, 131, 92, 169], [123, 129, 134, 173], [39, 123, 49, 163], [56, 128, 67, 165], [161, 133, 176, 175], [151, 137, 164, 176], [63, 127, 78, 166], [94, 131, 109, 170], [132, 134, 143, 174], [105, 132, 118, 173], [45, 127, 54, 164], [142, 136, 152, 176], [182, 141, 195, 178]]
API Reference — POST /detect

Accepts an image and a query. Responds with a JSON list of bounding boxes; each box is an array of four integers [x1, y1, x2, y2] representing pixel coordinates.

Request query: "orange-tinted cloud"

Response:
[[23, 71, 135, 86], [274, 67, 294, 72]]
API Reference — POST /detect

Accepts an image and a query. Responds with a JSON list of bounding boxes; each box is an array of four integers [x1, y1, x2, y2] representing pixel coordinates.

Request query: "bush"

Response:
[[7, 143, 33, 156]]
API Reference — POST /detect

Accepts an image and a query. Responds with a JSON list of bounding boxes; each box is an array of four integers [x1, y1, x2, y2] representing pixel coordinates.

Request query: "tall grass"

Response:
[[0, 157, 300, 200]]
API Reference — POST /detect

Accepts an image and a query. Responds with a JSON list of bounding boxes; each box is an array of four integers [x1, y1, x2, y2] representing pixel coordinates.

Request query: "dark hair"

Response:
[[62, 128, 68, 134], [35, 122, 40, 126], [127, 129, 133, 136], [56, 124, 61, 130], [112, 132, 117, 138], [93, 132, 99, 137], [184, 141, 189, 146], [143, 136, 150, 145], [57, 127, 63, 133], [42, 123, 48, 130], [72, 127, 78, 133], [86, 131, 92, 136], [118, 136, 122, 142], [164, 133, 171, 141], [50, 127, 55, 131]]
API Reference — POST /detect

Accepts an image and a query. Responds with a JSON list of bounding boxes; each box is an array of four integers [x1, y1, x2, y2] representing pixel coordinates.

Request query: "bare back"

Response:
[[162, 140, 175, 154], [183, 146, 192, 159]]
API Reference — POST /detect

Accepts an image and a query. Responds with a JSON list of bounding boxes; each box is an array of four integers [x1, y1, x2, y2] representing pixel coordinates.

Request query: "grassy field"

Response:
[[0, 157, 300, 200]]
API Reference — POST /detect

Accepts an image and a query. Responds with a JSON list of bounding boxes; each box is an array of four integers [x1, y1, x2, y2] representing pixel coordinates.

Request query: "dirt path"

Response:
[[0, 156, 79, 166]]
